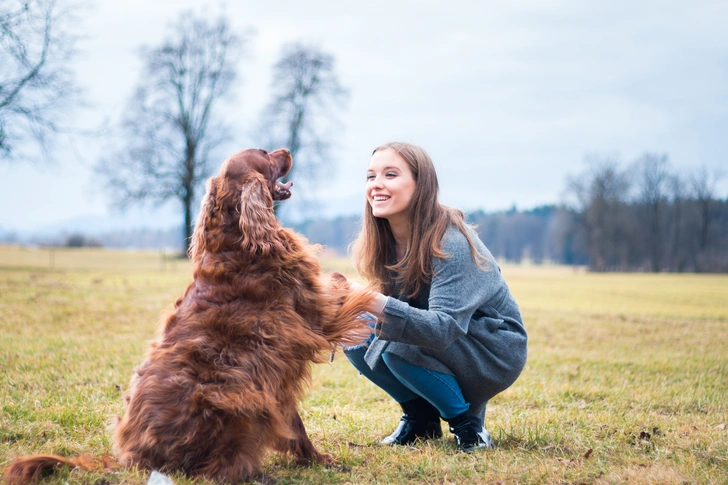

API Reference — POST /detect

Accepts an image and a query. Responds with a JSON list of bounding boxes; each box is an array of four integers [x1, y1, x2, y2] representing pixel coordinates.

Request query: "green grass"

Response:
[[1, 245, 726, 484]]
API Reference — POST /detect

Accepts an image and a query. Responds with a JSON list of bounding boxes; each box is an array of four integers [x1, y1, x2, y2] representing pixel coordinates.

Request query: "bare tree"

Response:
[[632, 152, 670, 272], [689, 165, 723, 253], [257, 43, 348, 215], [667, 172, 688, 271], [0, 0, 82, 161], [96, 11, 246, 254], [566, 154, 631, 271]]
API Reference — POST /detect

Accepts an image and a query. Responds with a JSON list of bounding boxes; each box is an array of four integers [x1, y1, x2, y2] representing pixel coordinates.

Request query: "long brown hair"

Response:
[[350, 142, 488, 298]]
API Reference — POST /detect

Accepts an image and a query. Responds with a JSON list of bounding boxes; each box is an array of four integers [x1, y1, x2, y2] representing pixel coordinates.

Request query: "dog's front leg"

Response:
[[277, 410, 334, 466]]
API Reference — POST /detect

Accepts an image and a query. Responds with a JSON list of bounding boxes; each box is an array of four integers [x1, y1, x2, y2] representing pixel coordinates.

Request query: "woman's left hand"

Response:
[[334, 273, 387, 317]]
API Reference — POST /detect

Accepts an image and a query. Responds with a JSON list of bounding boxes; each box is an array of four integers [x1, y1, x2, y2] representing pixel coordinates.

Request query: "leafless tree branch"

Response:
[[257, 43, 348, 217], [631, 152, 670, 271], [95, 11, 248, 253], [0, 0, 83, 161]]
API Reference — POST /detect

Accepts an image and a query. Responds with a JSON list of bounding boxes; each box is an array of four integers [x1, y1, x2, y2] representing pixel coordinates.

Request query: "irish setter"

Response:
[[6, 148, 375, 484]]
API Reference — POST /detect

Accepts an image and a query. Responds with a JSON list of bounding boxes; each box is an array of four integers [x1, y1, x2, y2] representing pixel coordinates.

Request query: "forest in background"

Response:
[[292, 198, 728, 273]]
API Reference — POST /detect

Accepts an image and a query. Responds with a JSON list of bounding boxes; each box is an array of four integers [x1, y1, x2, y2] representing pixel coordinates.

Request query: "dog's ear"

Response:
[[188, 177, 218, 263], [239, 173, 284, 255]]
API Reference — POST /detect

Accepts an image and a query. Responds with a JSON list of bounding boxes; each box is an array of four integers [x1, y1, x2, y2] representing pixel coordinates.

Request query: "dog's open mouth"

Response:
[[274, 180, 293, 200]]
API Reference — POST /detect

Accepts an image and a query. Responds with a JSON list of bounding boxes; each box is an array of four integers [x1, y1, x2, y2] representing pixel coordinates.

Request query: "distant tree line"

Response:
[[8, 156, 725, 272], [556, 153, 726, 272]]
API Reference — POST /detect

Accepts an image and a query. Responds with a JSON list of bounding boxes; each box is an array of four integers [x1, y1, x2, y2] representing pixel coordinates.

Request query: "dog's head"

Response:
[[188, 148, 294, 262], [219, 148, 293, 201]]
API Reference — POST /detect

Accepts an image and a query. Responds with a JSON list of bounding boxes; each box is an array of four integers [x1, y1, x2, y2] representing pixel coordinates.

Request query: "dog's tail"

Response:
[[4, 454, 116, 485]]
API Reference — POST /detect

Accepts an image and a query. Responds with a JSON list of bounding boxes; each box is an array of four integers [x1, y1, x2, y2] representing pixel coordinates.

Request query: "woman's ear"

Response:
[[188, 177, 218, 263], [239, 173, 283, 255]]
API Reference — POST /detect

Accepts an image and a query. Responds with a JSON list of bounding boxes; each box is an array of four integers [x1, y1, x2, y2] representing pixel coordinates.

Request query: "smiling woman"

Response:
[[343, 141, 528, 453]]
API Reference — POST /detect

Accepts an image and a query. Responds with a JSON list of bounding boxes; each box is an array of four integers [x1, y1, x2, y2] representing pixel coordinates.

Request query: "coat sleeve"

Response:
[[376, 229, 497, 351]]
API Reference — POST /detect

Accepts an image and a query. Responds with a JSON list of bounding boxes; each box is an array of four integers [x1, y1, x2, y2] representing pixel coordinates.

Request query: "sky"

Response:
[[1, 0, 727, 235]]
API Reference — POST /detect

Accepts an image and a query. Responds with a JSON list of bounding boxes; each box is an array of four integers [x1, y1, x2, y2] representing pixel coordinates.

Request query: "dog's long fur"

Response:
[[6, 148, 375, 484]]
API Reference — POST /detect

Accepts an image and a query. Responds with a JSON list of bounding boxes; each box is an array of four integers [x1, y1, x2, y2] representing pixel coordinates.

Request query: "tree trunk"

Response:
[[183, 195, 193, 257]]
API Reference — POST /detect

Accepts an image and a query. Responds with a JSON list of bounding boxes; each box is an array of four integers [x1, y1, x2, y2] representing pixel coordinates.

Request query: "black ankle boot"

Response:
[[381, 397, 442, 445], [447, 412, 495, 452]]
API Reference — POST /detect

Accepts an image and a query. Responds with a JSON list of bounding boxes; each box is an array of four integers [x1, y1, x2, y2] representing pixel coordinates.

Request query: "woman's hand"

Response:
[[334, 273, 387, 317]]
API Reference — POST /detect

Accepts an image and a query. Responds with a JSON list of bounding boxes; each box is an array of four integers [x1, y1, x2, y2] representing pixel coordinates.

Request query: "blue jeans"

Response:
[[344, 345, 470, 419]]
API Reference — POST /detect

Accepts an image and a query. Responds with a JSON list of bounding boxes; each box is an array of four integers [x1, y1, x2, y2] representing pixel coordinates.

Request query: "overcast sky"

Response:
[[2, 0, 727, 234]]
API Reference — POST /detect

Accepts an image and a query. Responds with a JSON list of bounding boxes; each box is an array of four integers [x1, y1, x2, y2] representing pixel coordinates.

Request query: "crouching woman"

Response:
[[344, 141, 527, 452]]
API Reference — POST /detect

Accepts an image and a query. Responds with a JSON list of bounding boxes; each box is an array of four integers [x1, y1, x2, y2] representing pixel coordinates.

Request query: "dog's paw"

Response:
[[295, 451, 336, 467], [253, 472, 280, 485], [315, 452, 336, 467]]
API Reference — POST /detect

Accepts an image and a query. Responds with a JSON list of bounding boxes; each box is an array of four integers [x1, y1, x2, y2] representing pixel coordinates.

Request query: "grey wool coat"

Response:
[[364, 225, 528, 423]]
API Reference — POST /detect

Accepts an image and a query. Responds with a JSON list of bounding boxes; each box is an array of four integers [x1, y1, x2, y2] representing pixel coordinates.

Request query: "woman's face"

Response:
[[366, 148, 416, 224]]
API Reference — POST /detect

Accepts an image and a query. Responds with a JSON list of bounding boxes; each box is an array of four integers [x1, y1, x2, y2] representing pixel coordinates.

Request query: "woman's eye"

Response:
[[386, 172, 397, 178]]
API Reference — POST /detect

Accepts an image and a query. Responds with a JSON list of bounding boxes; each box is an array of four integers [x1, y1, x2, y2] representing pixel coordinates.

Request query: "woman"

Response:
[[344, 142, 527, 452]]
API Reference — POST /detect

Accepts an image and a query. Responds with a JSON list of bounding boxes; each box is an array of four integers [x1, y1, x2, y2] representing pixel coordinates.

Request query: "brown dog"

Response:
[[6, 148, 375, 484]]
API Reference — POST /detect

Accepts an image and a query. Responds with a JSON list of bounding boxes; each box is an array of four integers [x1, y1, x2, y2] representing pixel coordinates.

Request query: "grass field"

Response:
[[1, 245, 726, 484]]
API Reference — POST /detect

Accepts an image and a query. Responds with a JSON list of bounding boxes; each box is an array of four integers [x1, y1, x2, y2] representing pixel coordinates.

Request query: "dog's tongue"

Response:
[[275, 180, 293, 200]]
